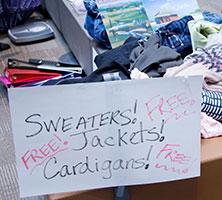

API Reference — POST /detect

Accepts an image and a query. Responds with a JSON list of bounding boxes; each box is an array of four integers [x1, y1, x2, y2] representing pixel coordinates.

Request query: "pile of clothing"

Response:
[[0, 0, 41, 52], [94, 16, 222, 138], [67, 1, 222, 139], [0, 0, 40, 31], [2, 1, 221, 139], [164, 41, 222, 138]]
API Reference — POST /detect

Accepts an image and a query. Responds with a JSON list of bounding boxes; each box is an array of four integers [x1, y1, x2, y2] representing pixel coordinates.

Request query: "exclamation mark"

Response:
[[159, 119, 165, 142], [145, 145, 153, 170], [132, 99, 138, 124], [54, 133, 69, 145]]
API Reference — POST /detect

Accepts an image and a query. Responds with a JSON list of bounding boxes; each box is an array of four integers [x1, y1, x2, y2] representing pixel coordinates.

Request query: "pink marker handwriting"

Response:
[[156, 144, 191, 164], [154, 163, 189, 175], [20, 134, 69, 174], [144, 92, 196, 123], [154, 144, 193, 174]]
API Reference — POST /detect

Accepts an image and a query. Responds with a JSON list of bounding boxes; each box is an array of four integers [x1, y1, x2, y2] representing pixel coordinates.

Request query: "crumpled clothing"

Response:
[[0, 0, 40, 31], [83, 0, 99, 16], [206, 31, 222, 47], [130, 34, 183, 77], [164, 60, 222, 93], [83, 0, 111, 48], [203, 11, 222, 24], [188, 20, 222, 51], [95, 37, 140, 69], [201, 112, 222, 139], [0, 0, 3, 14], [184, 43, 222, 73], [84, 14, 111, 48], [42, 62, 130, 85], [130, 68, 149, 80], [1, 0, 40, 12], [156, 16, 194, 58]]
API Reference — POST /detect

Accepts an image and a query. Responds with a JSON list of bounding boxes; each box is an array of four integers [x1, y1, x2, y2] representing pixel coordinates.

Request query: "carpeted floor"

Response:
[[0, 16, 72, 200]]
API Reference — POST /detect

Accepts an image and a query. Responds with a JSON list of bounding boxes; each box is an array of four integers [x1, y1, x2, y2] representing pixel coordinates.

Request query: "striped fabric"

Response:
[[202, 89, 222, 122]]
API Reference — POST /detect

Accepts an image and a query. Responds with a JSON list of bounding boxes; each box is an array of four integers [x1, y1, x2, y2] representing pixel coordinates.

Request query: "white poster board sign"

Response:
[[8, 77, 201, 198]]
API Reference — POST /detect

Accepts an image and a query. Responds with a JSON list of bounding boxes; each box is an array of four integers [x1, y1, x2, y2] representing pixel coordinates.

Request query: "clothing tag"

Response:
[[102, 72, 122, 81]]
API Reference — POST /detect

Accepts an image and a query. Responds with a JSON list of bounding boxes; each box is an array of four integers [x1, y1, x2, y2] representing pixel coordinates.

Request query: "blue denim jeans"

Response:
[[156, 16, 194, 58], [83, 0, 111, 49], [203, 11, 222, 24]]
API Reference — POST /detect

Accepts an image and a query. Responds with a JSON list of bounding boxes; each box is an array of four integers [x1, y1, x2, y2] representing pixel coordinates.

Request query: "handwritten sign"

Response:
[[8, 76, 201, 198]]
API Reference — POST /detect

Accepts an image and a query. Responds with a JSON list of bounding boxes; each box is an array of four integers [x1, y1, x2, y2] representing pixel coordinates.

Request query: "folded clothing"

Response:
[[164, 60, 222, 92], [201, 112, 222, 139], [201, 89, 222, 122], [129, 34, 183, 77], [184, 43, 222, 73], [188, 20, 222, 51], [156, 15, 194, 58]]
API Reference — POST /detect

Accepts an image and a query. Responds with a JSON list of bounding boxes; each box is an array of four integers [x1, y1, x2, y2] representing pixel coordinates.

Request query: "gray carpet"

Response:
[[0, 17, 71, 200]]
